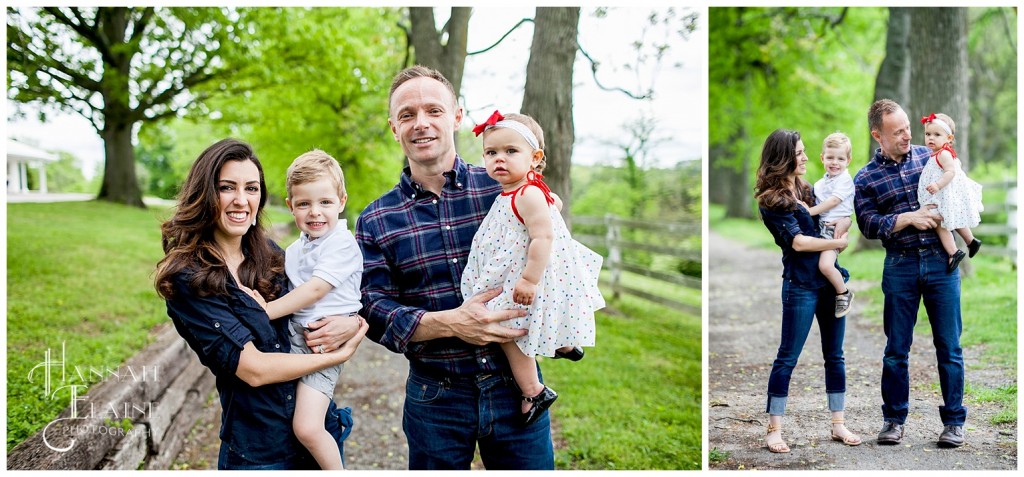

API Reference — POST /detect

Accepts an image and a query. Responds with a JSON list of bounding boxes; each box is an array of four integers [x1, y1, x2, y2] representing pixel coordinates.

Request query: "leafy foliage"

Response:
[[183, 7, 408, 212], [709, 8, 885, 191]]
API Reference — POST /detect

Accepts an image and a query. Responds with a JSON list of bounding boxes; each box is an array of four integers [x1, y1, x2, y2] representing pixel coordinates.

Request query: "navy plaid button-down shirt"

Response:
[[356, 155, 507, 377], [854, 145, 941, 251]]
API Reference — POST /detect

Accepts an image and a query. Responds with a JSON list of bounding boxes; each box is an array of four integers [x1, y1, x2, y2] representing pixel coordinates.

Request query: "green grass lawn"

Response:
[[710, 203, 1018, 423], [5, 201, 299, 451], [7, 201, 702, 466], [545, 291, 701, 469]]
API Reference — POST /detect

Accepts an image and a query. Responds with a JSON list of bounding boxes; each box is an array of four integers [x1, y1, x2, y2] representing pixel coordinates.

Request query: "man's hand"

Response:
[[305, 314, 365, 353], [442, 287, 528, 346], [901, 204, 941, 231], [328, 319, 369, 362]]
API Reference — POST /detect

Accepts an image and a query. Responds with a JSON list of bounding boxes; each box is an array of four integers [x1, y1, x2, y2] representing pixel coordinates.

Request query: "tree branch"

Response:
[[130, 7, 155, 44], [468, 18, 533, 56], [43, 7, 115, 65], [576, 40, 652, 100]]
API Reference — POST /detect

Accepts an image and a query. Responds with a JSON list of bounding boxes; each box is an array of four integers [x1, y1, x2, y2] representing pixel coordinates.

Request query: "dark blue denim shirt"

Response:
[[356, 155, 511, 378], [760, 204, 848, 289], [165, 249, 351, 468]]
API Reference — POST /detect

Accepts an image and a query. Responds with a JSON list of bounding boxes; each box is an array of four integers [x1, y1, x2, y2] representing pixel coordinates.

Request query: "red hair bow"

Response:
[[472, 110, 504, 136], [920, 113, 937, 124]]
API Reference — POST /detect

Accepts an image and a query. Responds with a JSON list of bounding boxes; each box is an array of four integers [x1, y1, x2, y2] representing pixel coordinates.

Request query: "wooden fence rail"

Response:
[[976, 180, 1017, 265], [574, 214, 700, 315]]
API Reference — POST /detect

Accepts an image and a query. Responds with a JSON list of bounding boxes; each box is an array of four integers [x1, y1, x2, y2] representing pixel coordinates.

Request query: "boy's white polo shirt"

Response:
[[284, 219, 363, 327], [813, 170, 855, 223]]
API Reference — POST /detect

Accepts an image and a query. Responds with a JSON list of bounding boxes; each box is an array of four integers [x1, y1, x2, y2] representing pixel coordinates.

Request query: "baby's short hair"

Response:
[[286, 149, 346, 198], [822, 132, 852, 159], [500, 113, 547, 173]]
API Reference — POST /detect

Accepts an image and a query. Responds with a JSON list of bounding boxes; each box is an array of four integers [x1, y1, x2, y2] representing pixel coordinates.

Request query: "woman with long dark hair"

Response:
[[155, 138, 368, 469], [755, 129, 861, 453]]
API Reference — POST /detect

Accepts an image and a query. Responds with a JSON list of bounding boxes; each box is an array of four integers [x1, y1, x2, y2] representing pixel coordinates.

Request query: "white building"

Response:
[[7, 138, 59, 194]]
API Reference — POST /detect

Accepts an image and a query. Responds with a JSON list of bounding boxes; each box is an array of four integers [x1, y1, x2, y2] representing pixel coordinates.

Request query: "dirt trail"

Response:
[[708, 231, 1016, 470], [172, 339, 410, 470]]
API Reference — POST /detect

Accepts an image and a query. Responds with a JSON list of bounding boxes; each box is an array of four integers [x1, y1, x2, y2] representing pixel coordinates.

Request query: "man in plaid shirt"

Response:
[[355, 65, 554, 469], [854, 99, 967, 449]]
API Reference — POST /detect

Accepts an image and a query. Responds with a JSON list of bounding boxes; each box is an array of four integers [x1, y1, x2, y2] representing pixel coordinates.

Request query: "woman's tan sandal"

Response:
[[766, 423, 791, 453], [830, 418, 862, 446]]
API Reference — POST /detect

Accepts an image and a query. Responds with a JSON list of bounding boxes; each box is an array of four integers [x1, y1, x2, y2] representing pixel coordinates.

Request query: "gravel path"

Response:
[[708, 231, 1017, 470], [172, 339, 410, 470]]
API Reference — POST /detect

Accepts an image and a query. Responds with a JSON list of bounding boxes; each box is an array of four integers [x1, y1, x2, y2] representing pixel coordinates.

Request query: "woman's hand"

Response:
[[304, 314, 364, 353], [836, 231, 850, 254], [512, 278, 538, 305]]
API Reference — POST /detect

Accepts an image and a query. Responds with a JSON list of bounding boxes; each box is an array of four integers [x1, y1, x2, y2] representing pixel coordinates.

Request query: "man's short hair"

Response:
[[868, 99, 903, 132], [388, 65, 457, 112]]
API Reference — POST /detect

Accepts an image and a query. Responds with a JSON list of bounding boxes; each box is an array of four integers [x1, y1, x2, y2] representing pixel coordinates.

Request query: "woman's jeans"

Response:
[[881, 246, 966, 426], [403, 365, 555, 469], [766, 279, 847, 415]]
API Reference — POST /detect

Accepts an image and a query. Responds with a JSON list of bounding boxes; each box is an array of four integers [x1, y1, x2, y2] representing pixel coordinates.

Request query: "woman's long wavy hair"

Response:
[[755, 129, 814, 212], [155, 139, 283, 300]]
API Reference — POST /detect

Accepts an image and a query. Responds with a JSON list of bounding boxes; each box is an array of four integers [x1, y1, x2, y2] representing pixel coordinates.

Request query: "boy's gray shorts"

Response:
[[288, 319, 343, 398], [820, 223, 836, 240]]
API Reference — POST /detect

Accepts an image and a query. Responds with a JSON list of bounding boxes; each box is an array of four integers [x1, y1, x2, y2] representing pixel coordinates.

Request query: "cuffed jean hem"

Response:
[[826, 392, 845, 412], [766, 395, 788, 416]]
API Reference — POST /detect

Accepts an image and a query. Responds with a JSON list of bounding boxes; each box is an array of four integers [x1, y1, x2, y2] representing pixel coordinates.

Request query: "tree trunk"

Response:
[[522, 7, 580, 225], [910, 8, 969, 169], [910, 8, 971, 271], [871, 7, 911, 157], [859, 7, 912, 251], [409, 7, 470, 97], [96, 8, 145, 208], [724, 74, 753, 220]]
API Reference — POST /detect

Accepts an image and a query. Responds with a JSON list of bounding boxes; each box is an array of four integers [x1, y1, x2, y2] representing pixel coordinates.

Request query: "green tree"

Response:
[[187, 7, 407, 214], [709, 7, 886, 218], [7, 7, 245, 207]]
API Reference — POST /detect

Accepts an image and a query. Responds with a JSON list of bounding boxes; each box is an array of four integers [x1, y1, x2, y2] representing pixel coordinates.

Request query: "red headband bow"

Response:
[[472, 110, 504, 136], [920, 113, 937, 124]]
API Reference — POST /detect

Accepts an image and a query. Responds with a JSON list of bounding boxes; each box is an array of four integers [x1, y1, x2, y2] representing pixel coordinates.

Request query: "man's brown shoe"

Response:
[[877, 421, 904, 445], [937, 425, 965, 448]]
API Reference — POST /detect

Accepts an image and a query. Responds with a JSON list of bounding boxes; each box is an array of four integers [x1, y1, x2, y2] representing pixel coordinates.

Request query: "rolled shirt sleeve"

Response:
[[355, 215, 425, 354], [165, 273, 254, 377]]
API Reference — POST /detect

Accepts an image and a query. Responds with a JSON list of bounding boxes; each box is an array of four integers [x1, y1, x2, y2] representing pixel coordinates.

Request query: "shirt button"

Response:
[[410, 194, 415, 200], [481, 358, 488, 364], [213, 322, 220, 329], [432, 199, 438, 205], [456, 182, 463, 188], [275, 343, 281, 349], [445, 225, 452, 230], [287, 394, 293, 400], [452, 258, 458, 263]]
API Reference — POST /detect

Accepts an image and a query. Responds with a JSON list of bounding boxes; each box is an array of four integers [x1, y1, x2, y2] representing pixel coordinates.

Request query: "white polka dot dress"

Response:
[[460, 186, 604, 357], [918, 147, 983, 230]]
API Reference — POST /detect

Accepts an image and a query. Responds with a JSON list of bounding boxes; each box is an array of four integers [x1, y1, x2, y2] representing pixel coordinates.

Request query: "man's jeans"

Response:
[[766, 279, 847, 415], [881, 246, 966, 426], [403, 365, 555, 469]]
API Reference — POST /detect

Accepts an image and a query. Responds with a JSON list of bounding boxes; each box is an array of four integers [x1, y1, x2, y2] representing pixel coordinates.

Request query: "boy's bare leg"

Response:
[[819, 249, 847, 294], [293, 382, 343, 470]]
